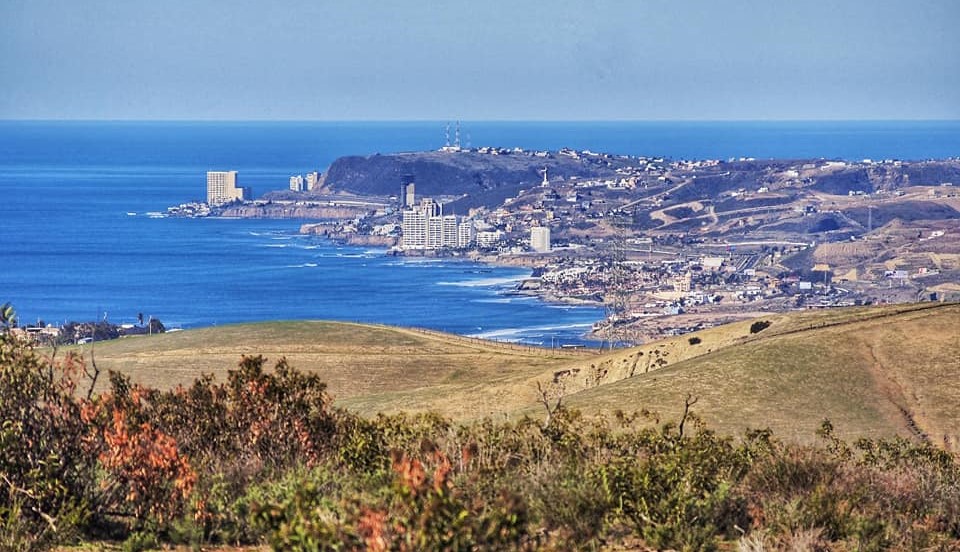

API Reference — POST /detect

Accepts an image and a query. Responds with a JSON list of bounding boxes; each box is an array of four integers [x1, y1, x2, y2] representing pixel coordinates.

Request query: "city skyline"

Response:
[[2, 0, 958, 121]]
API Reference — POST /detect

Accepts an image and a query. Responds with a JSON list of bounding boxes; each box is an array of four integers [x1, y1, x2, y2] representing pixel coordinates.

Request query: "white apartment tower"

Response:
[[457, 220, 476, 248], [206, 171, 244, 205], [306, 171, 319, 191], [401, 198, 473, 250], [530, 226, 551, 253], [401, 209, 428, 249], [289, 174, 305, 192]]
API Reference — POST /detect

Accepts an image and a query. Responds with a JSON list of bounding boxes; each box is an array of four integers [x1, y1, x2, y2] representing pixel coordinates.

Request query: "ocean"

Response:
[[1, 120, 957, 345]]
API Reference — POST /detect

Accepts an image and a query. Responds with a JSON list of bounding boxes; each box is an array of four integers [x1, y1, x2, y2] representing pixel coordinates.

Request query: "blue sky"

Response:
[[1, 0, 957, 120]]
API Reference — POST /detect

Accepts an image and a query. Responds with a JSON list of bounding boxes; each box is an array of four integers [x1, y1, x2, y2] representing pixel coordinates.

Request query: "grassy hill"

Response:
[[547, 302, 960, 447], [72, 302, 960, 447], [71, 321, 586, 420]]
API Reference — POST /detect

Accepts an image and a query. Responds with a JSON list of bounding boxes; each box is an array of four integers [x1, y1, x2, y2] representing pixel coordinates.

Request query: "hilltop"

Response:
[[74, 321, 587, 419], [549, 301, 960, 448], [75, 302, 960, 448], [315, 149, 626, 211]]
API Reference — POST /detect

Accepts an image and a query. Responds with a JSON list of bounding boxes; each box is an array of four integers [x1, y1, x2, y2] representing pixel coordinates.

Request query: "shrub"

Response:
[[604, 424, 750, 551], [0, 308, 97, 549], [749, 320, 771, 334], [252, 451, 530, 551], [689, 336, 702, 345], [5, 301, 960, 550]]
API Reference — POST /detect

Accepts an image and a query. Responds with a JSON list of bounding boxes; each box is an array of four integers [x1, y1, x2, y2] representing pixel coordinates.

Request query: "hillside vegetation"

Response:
[[5, 302, 960, 550], [73, 321, 585, 419], [77, 302, 960, 448]]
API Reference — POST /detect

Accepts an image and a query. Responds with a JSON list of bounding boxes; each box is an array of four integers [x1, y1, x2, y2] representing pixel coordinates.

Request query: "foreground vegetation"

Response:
[[2, 305, 959, 551]]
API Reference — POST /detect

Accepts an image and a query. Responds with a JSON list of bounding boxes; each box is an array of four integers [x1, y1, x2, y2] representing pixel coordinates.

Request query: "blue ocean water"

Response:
[[1, 121, 957, 345]]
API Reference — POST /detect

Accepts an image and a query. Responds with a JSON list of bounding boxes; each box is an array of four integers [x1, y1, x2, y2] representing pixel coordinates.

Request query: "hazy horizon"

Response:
[[3, 0, 958, 121]]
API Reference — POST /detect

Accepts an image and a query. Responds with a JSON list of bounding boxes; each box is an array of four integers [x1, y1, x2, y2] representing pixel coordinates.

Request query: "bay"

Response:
[[1, 120, 957, 345]]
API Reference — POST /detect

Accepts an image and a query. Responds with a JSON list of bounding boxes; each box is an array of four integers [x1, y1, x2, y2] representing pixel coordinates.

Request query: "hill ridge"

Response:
[[68, 303, 959, 447], [554, 302, 959, 448]]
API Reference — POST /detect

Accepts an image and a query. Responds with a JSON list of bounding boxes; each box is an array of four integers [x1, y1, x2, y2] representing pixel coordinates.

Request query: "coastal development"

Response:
[[170, 145, 960, 344], [205, 170, 249, 205]]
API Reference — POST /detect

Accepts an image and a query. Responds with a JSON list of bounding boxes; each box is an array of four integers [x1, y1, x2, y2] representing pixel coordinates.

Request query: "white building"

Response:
[[289, 174, 305, 192], [458, 220, 476, 248], [401, 209, 428, 249], [530, 226, 551, 253], [701, 256, 724, 270], [401, 198, 471, 250], [476, 230, 504, 248], [206, 171, 244, 205], [306, 172, 319, 191]]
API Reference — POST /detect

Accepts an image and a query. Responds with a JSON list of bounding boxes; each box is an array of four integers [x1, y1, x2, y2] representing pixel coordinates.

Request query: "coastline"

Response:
[[296, 224, 608, 335]]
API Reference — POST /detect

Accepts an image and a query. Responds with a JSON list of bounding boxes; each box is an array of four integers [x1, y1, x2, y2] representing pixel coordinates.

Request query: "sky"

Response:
[[1, 0, 958, 121]]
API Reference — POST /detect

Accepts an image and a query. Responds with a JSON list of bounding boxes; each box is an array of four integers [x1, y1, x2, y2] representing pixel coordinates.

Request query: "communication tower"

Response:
[[441, 121, 463, 152]]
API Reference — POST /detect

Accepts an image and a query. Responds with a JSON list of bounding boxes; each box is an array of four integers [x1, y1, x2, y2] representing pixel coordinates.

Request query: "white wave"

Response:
[[262, 244, 288, 248], [285, 262, 318, 268], [468, 322, 592, 341], [473, 296, 535, 304], [467, 327, 527, 342], [532, 322, 594, 332], [436, 275, 526, 288], [398, 258, 445, 263]]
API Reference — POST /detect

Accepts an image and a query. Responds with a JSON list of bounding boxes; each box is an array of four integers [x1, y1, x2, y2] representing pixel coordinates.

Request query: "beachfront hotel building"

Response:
[[289, 174, 305, 192], [206, 171, 245, 205], [306, 171, 319, 191], [401, 198, 474, 250], [531, 226, 551, 253]]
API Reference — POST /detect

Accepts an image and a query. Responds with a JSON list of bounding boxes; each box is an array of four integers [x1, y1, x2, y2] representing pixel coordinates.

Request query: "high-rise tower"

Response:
[[206, 171, 244, 205]]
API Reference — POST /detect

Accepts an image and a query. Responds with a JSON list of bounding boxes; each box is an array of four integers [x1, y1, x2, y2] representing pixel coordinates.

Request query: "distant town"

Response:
[[164, 139, 960, 344]]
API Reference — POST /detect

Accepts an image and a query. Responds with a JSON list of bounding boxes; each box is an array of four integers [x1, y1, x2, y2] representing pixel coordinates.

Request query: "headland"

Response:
[[168, 146, 960, 344]]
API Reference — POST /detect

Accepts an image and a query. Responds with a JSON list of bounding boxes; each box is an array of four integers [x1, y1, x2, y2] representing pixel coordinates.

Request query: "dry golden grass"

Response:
[[556, 302, 960, 447], [64, 303, 959, 446], [813, 241, 881, 265], [65, 321, 585, 420]]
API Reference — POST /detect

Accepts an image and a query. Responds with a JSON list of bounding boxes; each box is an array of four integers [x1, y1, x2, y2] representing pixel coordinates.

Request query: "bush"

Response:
[[0, 308, 97, 549], [251, 451, 529, 551], [688, 336, 702, 345], [603, 424, 750, 551], [4, 301, 959, 550], [750, 320, 771, 334]]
